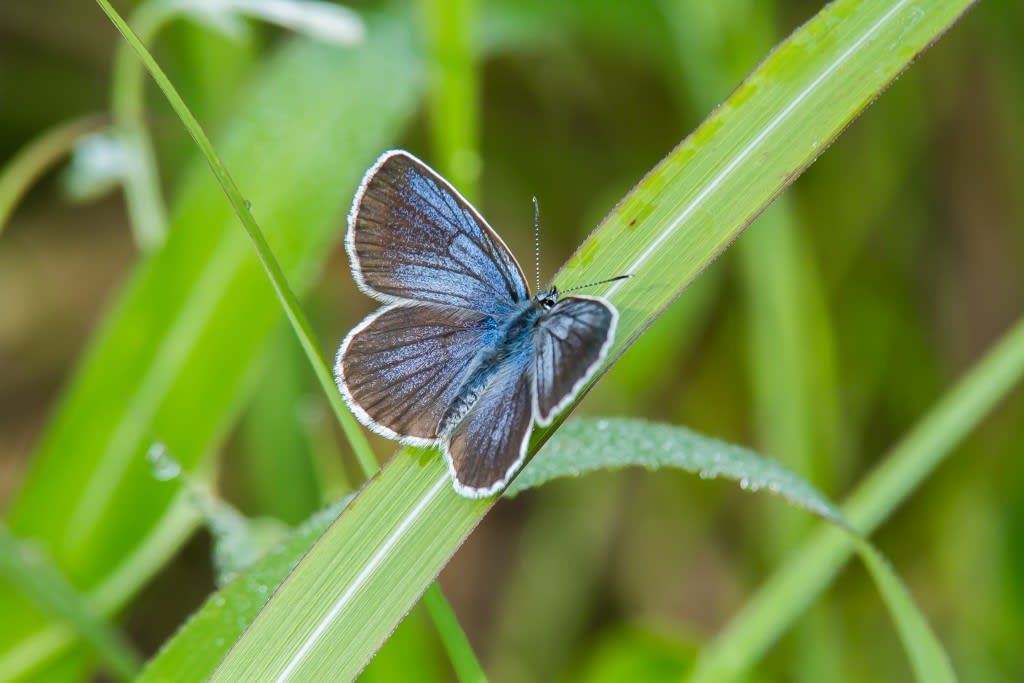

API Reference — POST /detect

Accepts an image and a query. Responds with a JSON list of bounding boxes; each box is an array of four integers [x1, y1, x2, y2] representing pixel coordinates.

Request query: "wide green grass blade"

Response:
[[212, 454, 488, 681], [211, 0, 976, 679], [663, 4, 845, 678], [0, 15, 422, 681]]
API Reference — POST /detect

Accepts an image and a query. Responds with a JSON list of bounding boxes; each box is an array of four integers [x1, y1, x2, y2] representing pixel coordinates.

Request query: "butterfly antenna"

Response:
[[532, 196, 542, 293], [560, 274, 632, 294]]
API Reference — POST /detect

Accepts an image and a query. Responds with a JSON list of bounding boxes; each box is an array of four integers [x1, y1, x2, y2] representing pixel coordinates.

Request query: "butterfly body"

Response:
[[336, 151, 618, 497], [438, 288, 557, 435]]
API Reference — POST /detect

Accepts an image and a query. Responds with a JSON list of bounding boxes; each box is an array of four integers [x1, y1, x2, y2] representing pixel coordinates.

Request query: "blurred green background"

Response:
[[1, 0, 1022, 681]]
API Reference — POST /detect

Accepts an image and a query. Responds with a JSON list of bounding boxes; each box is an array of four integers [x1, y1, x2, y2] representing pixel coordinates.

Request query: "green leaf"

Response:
[[211, 0, 976, 679], [506, 418, 844, 524], [0, 15, 422, 681]]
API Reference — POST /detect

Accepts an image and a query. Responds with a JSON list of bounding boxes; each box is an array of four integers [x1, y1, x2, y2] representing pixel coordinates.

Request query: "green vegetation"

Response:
[[2, 1, 1021, 682]]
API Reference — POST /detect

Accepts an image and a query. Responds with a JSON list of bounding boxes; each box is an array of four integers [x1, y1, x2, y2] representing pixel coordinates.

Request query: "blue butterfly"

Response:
[[335, 150, 618, 497]]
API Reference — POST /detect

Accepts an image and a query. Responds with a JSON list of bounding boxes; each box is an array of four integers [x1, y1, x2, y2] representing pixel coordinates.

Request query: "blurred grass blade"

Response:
[[855, 540, 956, 683], [239, 330, 323, 524], [0, 526, 141, 681], [421, 585, 489, 683], [688, 317, 1024, 682], [0, 13, 422, 680], [420, 0, 480, 198], [415, 1, 491, 676], [0, 115, 106, 236], [506, 418, 844, 524], [212, 0, 975, 678]]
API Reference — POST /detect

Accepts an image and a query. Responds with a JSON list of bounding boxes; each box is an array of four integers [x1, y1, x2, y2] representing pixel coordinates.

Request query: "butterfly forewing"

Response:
[[337, 303, 500, 444], [348, 151, 529, 312], [443, 345, 535, 497], [533, 296, 617, 425]]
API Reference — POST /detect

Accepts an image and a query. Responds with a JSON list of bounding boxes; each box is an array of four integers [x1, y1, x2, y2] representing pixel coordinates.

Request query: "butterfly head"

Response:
[[536, 287, 559, 311], [539, 275, 632, 310]]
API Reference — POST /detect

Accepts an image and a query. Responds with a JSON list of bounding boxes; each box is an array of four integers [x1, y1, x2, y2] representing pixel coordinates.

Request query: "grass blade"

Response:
[[855, 541, 956, 683], [0, 115, 105, 236], [0, 526, 141, 681], [211, 455, 489, 681], [419, 0, 481, 198]]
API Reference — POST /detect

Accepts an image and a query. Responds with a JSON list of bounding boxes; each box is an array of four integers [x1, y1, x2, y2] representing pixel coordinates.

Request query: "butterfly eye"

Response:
[[540, 297, 555, 311]]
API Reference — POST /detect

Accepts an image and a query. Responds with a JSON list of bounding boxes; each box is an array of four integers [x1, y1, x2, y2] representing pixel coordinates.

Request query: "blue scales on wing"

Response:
[[532, 296, 616, 425], [443, 342, 535, 497], [348, 151, 529, 313], [337, 304, 500, 444]]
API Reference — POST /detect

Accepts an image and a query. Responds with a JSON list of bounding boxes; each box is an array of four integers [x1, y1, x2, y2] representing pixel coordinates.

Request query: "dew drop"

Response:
[[147, 443, 181, 481]]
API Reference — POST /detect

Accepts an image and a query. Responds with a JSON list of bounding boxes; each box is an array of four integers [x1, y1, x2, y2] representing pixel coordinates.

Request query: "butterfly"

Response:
[[335, 150, 619, 497]]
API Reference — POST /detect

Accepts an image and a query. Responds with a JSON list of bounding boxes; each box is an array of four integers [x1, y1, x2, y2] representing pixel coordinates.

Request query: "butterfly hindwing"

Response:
[[348, 150, 530, 313], [533, 295, 617, 426], [336, 303, 500, 444], [443, 343, 534, 497]]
